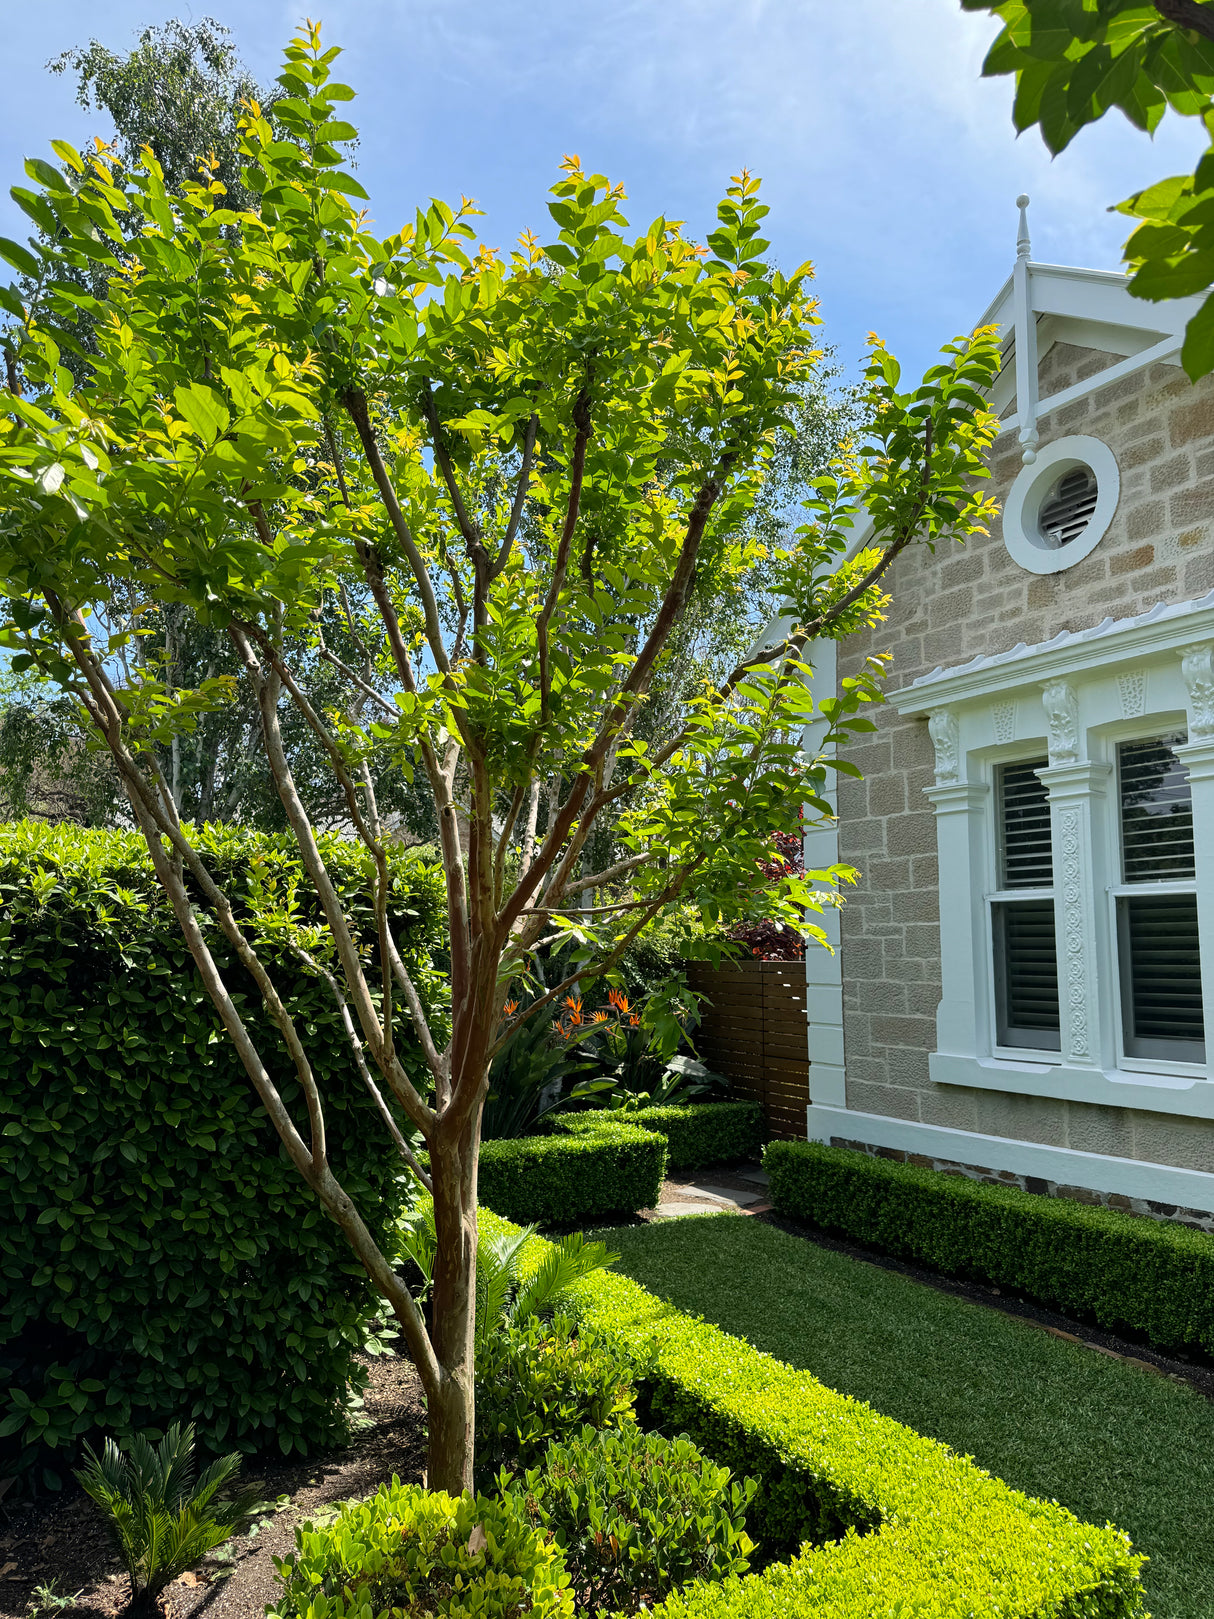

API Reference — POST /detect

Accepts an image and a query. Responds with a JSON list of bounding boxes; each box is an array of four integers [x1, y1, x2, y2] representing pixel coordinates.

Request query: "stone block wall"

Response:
[[833, 347, 1214, 1174], [830, 1136, 1214, 1233]]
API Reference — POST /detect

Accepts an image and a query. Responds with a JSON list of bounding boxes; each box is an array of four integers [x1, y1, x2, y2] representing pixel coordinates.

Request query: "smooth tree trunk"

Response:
[[425, 1083, 485, 1493]]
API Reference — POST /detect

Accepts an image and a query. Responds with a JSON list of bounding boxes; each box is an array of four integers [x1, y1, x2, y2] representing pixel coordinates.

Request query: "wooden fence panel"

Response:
[[684, 959, 809, 1140]]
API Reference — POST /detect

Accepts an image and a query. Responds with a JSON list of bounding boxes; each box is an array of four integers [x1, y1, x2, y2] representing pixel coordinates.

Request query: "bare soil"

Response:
[[0, 1352, 426, 1619]]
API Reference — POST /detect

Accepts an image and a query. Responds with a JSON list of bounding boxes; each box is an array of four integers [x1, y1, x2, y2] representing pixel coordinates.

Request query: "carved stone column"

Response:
[[1037, 679, 1113, 1069], [1176, 642, 1214, 1072], [924, 707, 990, 1057]]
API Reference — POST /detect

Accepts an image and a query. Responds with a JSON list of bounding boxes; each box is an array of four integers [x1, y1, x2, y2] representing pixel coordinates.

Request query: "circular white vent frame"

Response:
[[1002, 435, 1120, 576]]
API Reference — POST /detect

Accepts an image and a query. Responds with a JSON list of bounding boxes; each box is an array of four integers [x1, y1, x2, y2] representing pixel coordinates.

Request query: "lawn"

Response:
[[597, 1213, 1214, 1619]]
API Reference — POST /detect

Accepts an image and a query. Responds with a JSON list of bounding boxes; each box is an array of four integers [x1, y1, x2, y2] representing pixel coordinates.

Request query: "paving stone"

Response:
[[650, 1204, 736, 1221], [738, 1167, 770, 1186], [686, 1184, 761, 1207]]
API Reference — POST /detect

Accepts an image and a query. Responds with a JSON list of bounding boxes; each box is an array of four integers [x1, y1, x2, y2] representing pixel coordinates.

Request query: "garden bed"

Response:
[[0, 1352, 426, 1619]]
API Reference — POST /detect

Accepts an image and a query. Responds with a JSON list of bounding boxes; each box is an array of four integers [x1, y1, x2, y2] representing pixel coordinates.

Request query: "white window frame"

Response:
[[894, 598, 1214, 1120]]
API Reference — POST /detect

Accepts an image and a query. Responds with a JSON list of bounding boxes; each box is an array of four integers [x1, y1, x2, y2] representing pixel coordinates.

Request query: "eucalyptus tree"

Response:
[[0, 25, 1001, 1489]]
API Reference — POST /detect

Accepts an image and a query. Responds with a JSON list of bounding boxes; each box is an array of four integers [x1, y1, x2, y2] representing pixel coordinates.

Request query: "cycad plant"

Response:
[[402, 1210, 616, 1351], [474, 1227, 618, 1352], [75, 1422, 262, 1616]]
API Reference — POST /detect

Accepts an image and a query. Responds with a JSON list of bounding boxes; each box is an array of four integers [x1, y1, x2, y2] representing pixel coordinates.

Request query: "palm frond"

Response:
[[512, 1233, 619, 1323], [75, 1424, 256, 1605]]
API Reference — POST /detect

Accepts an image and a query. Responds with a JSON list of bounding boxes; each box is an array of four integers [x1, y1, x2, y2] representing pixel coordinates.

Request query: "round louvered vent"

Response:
[[1038, 465, 1098, 549], [1002, 436, 1119, 575]]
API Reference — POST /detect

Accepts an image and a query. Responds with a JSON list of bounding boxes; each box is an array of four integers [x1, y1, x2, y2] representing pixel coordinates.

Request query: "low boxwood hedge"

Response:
[[765, 1139, 1214, 1360], [481, 1209, 1145, 1619], [478, 1118, 667, 1226], [590, 1102, 764, 1172]]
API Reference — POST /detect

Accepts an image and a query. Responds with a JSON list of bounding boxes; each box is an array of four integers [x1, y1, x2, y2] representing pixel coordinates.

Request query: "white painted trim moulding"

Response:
[[805, 1104, 1214, 1209]]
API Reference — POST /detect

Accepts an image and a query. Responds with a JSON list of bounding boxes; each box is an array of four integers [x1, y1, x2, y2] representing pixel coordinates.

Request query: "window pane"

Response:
[[998, 759, 1052, 888], [1119, 735, 1194, 882], [1119, 893, 1205, 1063], [993, 899, 1061, 1050]]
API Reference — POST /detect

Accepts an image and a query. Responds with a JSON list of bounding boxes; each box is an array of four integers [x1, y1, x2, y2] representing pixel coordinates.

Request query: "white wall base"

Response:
[[805, 1104, 1214, 1210]]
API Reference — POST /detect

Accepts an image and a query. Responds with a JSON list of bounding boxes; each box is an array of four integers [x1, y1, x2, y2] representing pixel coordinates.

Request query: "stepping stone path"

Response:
[[648, 1170, 772, 1221]]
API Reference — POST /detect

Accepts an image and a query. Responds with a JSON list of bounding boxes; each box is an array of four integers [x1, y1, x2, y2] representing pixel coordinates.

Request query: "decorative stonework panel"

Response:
[[1041, 680, 1080, 765], [993, 700, 1016, 743], [1117, 671, 1145, 719], [928, 707, 959, 785], [1056, 805, 1090, 1059]]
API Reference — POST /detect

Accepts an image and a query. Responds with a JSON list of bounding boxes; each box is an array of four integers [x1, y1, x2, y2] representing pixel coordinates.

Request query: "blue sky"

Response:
[[2, 1, 1207, 385]]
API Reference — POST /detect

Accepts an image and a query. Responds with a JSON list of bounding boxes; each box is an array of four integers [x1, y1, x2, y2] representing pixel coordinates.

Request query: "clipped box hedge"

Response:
[[766, 1138, 1214, 1360], [0, 821, 447, 1490], [481, 1208, 1145, 1619], [600, 1101, 764, 1172], [478, 1117, 667, 1226]]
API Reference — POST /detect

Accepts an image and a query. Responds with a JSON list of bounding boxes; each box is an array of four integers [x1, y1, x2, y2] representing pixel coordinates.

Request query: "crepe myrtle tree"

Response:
[[0, 26, 1001, 1491]]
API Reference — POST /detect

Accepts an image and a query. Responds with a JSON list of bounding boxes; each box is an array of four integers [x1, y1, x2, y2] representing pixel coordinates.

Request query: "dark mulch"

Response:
[[760, 1209, 1214, 1400], [0, 1352, 426, 1619]]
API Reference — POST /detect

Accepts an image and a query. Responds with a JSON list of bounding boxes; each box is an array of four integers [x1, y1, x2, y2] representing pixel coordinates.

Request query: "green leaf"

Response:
[[1181, 288, 1214, 379], [24, 158, 65, 192], [0, 236, 41, 278], [173, 383, 231, 442]]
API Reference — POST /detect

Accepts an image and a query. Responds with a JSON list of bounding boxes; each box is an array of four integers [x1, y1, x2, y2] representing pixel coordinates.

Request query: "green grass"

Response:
[[596, 1213, 1214, 1619]]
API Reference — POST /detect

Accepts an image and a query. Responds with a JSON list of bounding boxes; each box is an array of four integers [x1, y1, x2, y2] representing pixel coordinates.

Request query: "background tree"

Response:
[[0, 24, 1001, 1490], [2, 18, 858, 839], [0, 667, 121, 823], [963, 0, 1214, 377], [0, 20, 445, 833]]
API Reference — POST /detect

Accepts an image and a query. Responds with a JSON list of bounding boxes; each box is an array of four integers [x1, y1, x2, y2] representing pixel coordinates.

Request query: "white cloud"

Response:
[[2, 0, 1207, 380]]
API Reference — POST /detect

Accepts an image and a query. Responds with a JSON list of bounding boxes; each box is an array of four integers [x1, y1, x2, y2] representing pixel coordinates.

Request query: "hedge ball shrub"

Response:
[[268, 1480, 573, 1619], [506, 1424, 756, 1616], [0, 821, 447, 1491], [765, 1138, 1214, 1358]]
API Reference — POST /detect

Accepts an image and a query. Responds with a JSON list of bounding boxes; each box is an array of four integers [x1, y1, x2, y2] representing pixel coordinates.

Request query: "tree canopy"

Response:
[[0, 23, 1001, 1489], [963, 0, 1214, 377]]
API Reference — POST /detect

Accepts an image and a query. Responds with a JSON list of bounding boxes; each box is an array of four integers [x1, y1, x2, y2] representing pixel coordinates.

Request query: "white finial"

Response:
[[1012, 195, 1038, 463], [1016, 194, 1031, 261]]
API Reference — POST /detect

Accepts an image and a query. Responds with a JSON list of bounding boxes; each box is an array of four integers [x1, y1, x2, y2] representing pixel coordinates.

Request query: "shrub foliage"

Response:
[[582, 1102, 764, 1172], [507, 1424, 756, 1616], [766, 1139, 1214, 1359], [0, 821, 446, 1490], [474, 1314, 640, 1487], [478, 1118, 667, 1227], [269, 1481, 573, 1619]]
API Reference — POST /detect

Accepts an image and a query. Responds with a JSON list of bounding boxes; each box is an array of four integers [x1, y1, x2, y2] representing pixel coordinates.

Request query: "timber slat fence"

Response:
[[684, 958, 810, 1140]]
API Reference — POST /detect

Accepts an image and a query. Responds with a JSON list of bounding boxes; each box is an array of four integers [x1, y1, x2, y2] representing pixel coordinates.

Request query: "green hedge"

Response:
[[478, 1118, 667, 1227], [476, 1102, 761, 1228], [0, 821, 447, 1491], [765, 1139, 1214, 1360], [595, 1102, 764, 1172], [481, 1209, 1145, 1619]]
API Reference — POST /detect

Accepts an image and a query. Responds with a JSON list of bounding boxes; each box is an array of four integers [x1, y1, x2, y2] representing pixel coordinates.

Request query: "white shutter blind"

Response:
[[1117, 737, 1204, 1063], [993, 759, 1060, 1051]]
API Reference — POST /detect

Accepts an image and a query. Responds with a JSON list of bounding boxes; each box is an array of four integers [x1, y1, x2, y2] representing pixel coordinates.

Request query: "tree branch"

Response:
[[492, 414, 539, 577], [342, 385, 451, 674], [1153, 0, 1214, 42], [535, 387, 592, 723]]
